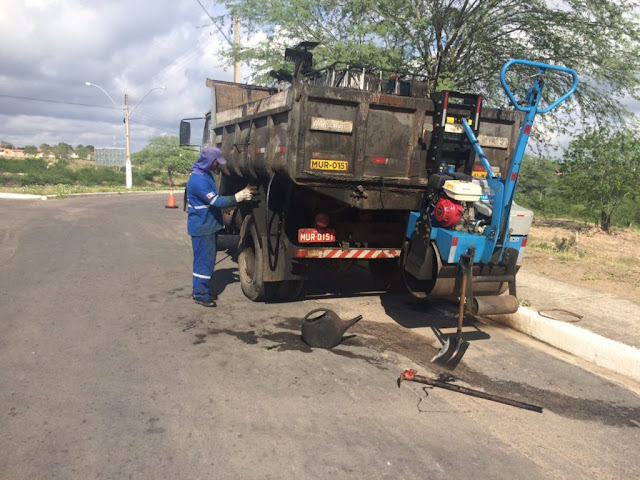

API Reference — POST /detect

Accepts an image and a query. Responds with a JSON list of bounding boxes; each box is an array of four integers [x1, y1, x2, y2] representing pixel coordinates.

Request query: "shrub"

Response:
[[0, 157, 48, 173], [553, 236, 575, 251], [132, 170, 151, 186], [75, 167, 123, 186], [614, 199, 640, 229], [20, 169, 75, 186], [139, 170, 156, 182], [552, 236, 585, 258]]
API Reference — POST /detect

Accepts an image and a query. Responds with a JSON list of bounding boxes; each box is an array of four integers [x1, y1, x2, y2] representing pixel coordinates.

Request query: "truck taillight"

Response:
[[315, 213, 330, 228], [371, 156, 388, 165]]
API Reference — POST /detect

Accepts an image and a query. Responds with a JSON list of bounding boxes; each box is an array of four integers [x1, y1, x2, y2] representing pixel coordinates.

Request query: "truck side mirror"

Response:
[[179, 120, 191, 147]]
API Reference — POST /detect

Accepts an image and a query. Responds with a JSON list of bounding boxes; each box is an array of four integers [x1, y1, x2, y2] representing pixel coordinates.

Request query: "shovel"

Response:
[[431, 252, 473, 369]]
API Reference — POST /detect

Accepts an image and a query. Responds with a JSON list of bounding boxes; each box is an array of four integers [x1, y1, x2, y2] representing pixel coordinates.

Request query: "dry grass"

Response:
[[524, 219, 640, 302]]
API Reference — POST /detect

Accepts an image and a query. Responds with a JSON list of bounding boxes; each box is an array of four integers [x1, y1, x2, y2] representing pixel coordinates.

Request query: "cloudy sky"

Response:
[[0, 0, 237, 152], [2, 1, 638, 155]]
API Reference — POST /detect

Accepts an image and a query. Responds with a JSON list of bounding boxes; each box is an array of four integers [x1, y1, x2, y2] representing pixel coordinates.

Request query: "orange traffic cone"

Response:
[[165, 190, 179, 209]]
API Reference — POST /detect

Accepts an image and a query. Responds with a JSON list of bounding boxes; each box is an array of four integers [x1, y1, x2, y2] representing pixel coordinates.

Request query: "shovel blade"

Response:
[[431, 336, 456, 364], [444, 339, 469, 370], [431, 336, 470, 369]]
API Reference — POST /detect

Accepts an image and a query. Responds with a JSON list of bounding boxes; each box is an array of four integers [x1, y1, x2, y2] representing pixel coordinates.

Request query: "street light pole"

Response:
[[85, 82, 165, 189], [124, 94, 132, 188]]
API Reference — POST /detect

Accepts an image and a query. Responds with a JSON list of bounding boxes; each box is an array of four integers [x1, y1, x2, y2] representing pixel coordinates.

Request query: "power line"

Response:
[[1, 92, 174, 132], [194, 0, 232, 45], [131, 103, 178, 125], [129, 119, 175, 135], [0, 94, 118, 110], [156, 46, 205, 84]]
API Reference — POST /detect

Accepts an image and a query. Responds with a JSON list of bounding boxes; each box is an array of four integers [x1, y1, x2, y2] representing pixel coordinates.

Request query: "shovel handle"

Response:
[[456, 273, 467, 336], [457, 251, 474, 336]]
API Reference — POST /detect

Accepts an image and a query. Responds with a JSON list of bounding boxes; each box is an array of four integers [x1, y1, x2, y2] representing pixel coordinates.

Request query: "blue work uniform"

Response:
[[187, 171, 237, 301]]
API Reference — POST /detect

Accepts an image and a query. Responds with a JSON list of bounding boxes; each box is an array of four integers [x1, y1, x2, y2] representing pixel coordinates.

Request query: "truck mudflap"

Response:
[[294, 248, 401, 259]]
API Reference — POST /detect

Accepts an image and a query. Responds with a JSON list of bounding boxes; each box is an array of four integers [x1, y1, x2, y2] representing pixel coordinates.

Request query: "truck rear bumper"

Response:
[[294, 248, 401, 259]]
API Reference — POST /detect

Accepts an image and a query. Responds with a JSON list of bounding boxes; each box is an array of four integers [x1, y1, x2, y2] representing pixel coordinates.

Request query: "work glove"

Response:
[[235, 185, 257, 203]]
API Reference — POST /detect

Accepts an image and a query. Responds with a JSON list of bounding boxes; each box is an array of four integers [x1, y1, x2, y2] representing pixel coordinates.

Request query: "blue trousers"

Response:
[[191, 233, 217, 301]]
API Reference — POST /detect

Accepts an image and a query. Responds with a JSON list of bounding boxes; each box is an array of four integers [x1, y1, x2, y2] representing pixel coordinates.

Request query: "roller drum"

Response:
[[470, 295, 519, 316]]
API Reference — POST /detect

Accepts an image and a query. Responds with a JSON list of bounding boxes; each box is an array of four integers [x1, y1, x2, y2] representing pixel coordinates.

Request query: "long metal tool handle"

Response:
[[398, 370, 543, 413], [456, 273, 467, 337]]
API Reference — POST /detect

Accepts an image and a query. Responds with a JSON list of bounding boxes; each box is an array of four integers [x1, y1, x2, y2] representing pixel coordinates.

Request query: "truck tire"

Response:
[[238, 216, 265, 301]]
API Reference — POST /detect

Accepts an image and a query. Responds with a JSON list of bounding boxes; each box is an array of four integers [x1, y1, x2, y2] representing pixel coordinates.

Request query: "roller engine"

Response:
[[431, 178, 487, 233]]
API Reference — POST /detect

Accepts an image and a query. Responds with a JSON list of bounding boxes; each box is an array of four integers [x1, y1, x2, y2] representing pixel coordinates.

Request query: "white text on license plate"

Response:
[[298, 228, 336, 243]]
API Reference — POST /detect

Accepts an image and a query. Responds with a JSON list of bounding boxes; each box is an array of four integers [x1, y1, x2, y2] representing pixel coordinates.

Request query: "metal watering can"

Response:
[[301, 308, 362, 349]]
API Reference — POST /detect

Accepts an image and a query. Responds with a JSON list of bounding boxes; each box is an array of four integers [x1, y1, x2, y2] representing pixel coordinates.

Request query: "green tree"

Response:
[[515, 154, 582, 218], [1, 140, 14, 149], [75, 145, 94, 160], [561, 127, 640, 232], [52, 142, 74, 160], [517, 155, 559, 201], [212, 0, 640, 134], [515, 154, 563, 213], [23, 145, 38, 156], [133, 136, 196, 186]]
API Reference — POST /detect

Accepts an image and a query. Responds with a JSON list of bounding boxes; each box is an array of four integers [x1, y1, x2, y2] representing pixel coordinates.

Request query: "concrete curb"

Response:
[[0, 191, 173, 200], [45, 190, 174, 199], [492, 307, 640, 383], [0, 192, 49, 200]]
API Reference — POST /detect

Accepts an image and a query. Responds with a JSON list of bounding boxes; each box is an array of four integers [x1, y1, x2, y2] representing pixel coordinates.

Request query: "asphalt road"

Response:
[[1, 194, 639, 480]]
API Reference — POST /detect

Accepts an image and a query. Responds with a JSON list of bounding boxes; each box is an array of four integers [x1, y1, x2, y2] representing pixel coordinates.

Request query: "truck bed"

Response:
[[209, 80, 522, 210]]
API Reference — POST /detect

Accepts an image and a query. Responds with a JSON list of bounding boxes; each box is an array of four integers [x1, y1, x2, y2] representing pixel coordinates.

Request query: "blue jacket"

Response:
[[186, 172, 237, 237]]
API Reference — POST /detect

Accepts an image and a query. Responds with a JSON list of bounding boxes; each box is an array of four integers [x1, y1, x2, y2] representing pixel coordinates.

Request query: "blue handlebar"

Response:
[[500, 59, 578, 114]]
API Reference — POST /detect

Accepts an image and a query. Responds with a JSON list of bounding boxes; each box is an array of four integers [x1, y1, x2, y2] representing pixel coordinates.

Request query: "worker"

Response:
[[186, 146, 256, 307]]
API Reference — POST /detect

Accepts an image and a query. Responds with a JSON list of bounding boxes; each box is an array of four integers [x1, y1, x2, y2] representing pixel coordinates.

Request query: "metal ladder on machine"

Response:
[[428, 91, 483, 176]]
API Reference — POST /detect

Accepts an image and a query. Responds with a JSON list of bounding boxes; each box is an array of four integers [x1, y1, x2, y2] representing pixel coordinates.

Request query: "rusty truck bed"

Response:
[[209, 80, 522, 210]]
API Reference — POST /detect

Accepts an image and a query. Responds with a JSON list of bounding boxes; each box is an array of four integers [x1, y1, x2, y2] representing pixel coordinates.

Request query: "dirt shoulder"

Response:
[[521, 218, 640, 303]]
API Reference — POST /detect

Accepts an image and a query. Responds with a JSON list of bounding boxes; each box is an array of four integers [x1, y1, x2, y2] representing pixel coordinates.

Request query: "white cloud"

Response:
[[0, 0, 238, 151]]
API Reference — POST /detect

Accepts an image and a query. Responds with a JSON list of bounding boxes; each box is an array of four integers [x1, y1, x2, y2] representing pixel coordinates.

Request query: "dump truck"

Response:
[[179, 46, 557, 306]]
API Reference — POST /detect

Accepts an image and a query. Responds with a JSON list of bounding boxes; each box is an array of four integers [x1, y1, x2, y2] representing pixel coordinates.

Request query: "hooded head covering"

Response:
[[191, 146, 227, 175]]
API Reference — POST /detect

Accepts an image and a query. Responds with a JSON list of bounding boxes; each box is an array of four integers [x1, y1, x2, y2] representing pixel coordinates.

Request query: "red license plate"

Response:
[[298, 228, 336, 243]]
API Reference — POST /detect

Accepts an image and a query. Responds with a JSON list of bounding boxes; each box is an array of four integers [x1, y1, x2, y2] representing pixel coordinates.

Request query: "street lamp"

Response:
[[85, 82, 165, 189]]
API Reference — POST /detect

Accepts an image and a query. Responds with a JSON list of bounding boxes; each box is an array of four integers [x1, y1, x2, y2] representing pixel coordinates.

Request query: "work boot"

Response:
[[194, 297, 216, 307], [192, 294, 218, 301]]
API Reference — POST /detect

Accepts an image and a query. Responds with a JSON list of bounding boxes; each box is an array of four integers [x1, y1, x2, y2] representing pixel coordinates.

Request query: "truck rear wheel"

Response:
[[238, 216, 265, 301]]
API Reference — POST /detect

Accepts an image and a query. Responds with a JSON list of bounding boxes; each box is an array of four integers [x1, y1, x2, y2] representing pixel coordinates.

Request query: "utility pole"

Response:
[[234, 15, 240, 83], [124, 94, 132, 189]]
